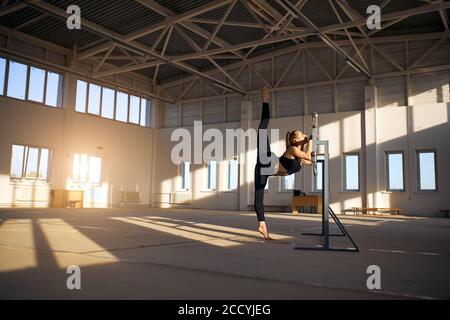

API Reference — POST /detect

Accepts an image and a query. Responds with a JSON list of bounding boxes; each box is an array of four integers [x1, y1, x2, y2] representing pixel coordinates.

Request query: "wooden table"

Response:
[[292, 195, 322, 214]]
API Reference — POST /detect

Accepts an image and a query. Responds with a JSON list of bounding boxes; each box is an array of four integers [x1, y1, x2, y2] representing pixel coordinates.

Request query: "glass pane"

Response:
[[316, 156, 324, 191], [182, 162, 190, 190], [0, 57, 6, 95], [116, 91, 129, 122], [45, 71, 61, 107], [101, 87, 115, 119], [282, 174, 295, 190], [7, 61, 28, 100], [228, 159, 238, 190], [388, 153, 404, 190], [88, 156, 102, 184], [345, 155, 359, 190], [73, 153, 80, 182], [28, 67, 46, 103], [140, 99, 149, 127], [25, 147, 39, 179], [87, 83, 101, 115], [10, 145, 24, 179], [419, 152, 436, 190], [38, 149, 49, 180], [129, 95, 140, 124], [208, 161, 217, 190], [80, 154, 88, 183], [75, 80, 87, 113]]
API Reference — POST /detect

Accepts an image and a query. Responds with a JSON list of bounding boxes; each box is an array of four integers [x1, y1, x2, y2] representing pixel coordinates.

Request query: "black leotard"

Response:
[[279, 155, 301, 175]]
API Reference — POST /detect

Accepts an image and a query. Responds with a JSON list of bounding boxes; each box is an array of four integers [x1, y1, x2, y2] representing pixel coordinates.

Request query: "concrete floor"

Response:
[[0, 207, 449, 300]]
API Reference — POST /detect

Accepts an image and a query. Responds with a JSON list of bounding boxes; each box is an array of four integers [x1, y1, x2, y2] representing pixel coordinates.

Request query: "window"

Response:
[[0, 58, 61, 107], [25, 147, 39, 179], [45, 71, 61, 107], [72, 153, 102, 185], [88, 83, 101, 115], [344, 154, 360, 191], [386, 152, 405, 191], [141, 99, 150, 127], [75, 80, 87, 113], [10, 144, 50, 181], [0, 57, 6, 95], [101, 87, 115, 119], [228, 159, 238, 190], [116, 91, 129, 122], [10, 145, 25, 179], [38, 149, 49, 180], [7, 60, 28, 100], [314, 156, 325, 192], [417, 150, 437, 191], [129, 95, 141, 124], [181, 161, 190, 190], [281, 174, 295, 191], [28, 66, 46, 103], [207, 160, 217, 190], [74, 78, 150, 127]]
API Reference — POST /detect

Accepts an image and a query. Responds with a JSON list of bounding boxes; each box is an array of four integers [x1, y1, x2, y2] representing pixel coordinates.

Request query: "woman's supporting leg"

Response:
[[254, 101, 272, 223]]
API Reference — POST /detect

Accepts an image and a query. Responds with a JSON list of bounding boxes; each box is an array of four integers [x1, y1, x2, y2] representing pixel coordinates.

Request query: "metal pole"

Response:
[[323, 141, 330, 249]]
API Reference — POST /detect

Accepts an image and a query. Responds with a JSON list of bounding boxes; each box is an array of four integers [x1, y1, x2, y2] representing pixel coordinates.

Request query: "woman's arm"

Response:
[[289, 144, 312, 162]]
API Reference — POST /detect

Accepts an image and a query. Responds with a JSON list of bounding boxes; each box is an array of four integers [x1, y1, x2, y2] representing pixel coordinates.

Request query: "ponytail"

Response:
[[286, 131, 291, 148]]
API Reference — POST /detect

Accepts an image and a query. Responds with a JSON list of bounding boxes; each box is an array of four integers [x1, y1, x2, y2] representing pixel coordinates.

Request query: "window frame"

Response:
[[416, 149, 438, 192], [9, 144, 51, 183], [0, 56, 63, 108], [343, 153, 360, 192], [280, 174, 295, 191], [179, 161, 191, 191], [72, 153, 103, 186], [207, 160, 217, 191], [0, 56, 7, 95], [227, 158, 238, 191], [313, 155, 325, 192], [6, 59, 28, 101], [74, 76, 152, 128], [385, 151, 406, 192]]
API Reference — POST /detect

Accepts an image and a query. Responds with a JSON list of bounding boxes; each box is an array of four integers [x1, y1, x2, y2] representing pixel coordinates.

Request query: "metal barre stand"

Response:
[[294, 113, 359, 252]]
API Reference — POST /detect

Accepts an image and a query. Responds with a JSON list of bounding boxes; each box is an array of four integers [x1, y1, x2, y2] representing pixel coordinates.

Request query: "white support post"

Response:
[[239, 99, 253, 211], [364, 84, 378, 208]]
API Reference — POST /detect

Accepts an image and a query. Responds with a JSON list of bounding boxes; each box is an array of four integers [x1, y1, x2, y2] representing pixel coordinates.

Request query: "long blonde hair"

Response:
[[286, 129, 301, 148]]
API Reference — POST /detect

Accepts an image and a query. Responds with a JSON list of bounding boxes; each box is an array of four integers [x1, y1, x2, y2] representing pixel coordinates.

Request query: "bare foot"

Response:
[[258, 222, 274, 240], [261, 86, 270, 103]]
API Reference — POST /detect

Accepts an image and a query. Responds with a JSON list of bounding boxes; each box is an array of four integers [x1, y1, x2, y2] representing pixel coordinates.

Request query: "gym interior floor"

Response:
[[0, 207, 449, 300]]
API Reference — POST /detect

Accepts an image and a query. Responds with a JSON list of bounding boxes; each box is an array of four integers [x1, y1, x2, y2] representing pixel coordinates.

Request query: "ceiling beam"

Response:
[[135, 0, 245, 58], [161, 30, 449, 88], [0, 1, 28, 17], [169, 1, 450, 62], [124, 0, 233, 42], [23, 0, 247, 95]]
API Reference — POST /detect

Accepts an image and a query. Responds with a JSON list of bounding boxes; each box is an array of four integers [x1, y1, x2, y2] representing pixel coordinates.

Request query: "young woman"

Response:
[[255, 86, 314, 240]]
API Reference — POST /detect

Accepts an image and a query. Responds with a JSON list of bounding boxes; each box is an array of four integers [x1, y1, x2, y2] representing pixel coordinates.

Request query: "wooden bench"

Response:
[[441, 210, 450, 218], [292, 195, 322, 214], [343, 207, 403, 215]]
